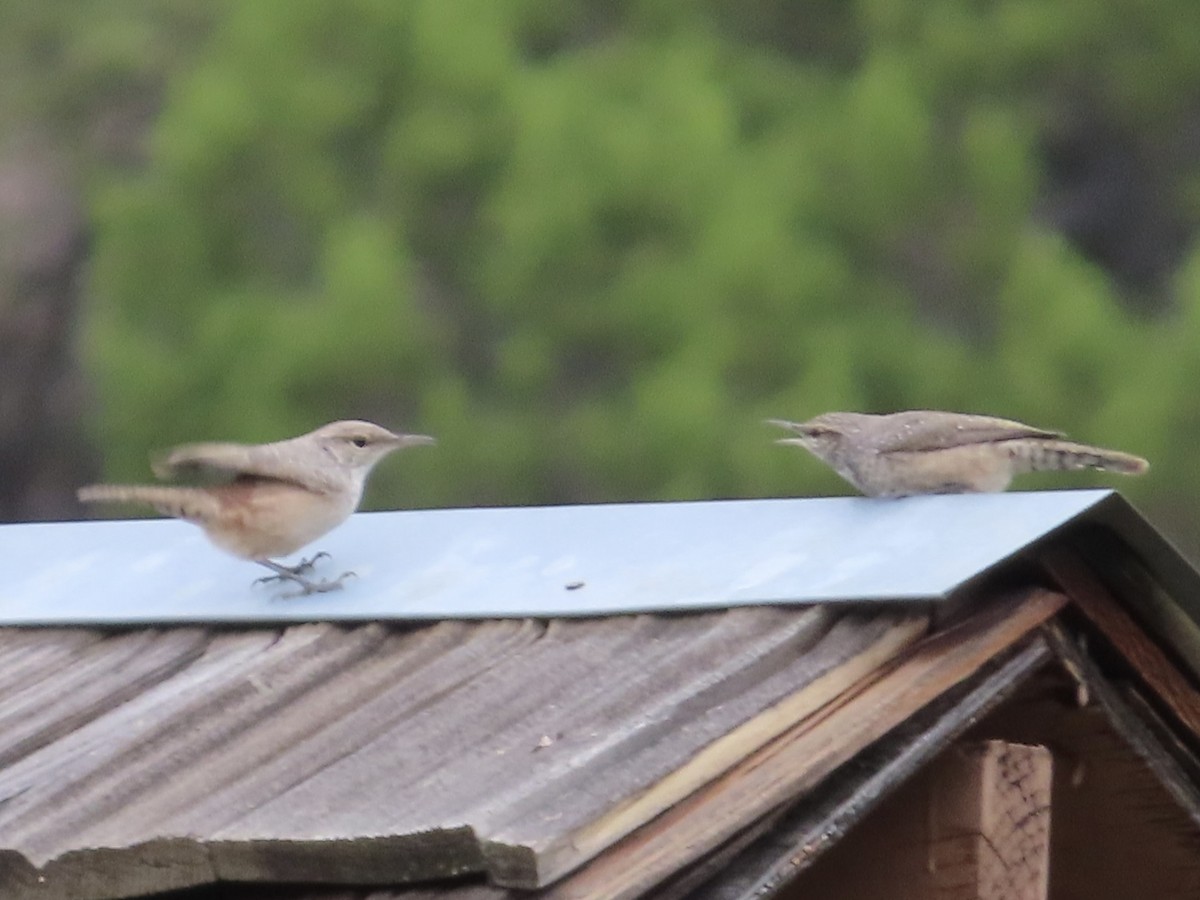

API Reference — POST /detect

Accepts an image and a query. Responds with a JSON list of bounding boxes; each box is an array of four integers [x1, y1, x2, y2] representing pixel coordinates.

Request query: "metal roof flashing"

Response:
[[1, 488, 1187, 628]]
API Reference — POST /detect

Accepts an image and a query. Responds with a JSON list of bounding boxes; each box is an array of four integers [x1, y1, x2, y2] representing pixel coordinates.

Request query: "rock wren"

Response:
[[767, 410, 1148, 497], [78, 420, 435, 595]]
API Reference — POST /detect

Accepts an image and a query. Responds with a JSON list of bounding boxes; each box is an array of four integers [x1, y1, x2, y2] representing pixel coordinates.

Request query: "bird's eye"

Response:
[[352, 437, 368, 448]]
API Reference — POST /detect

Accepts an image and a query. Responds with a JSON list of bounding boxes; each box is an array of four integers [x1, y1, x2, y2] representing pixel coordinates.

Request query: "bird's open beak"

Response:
[[764, 418, 801, 432], [765, 419, 810, 445]]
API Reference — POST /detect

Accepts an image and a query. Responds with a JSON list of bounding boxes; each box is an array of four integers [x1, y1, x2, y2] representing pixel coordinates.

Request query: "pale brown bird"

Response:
[[78, 420, 435, 595], [767, 410, 1148, 497]]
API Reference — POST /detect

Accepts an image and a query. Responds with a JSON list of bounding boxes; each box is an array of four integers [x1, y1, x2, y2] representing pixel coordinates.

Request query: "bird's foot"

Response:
[[276, 570, 357, 599], [253, 552, 332, 587], [254, 557, 355, 598], [289, 551, 332, 575]]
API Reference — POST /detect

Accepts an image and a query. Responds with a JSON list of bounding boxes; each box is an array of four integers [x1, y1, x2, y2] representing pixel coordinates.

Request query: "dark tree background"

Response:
[[4, 0, 1200, 553]]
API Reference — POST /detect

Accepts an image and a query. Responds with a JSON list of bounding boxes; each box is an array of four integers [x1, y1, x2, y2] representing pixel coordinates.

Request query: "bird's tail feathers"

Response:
[[1007, 440, 1149, 476], [77, 484, 222, 523]]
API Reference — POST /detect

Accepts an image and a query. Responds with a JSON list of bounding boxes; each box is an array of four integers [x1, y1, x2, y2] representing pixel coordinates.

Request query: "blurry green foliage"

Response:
[[15, 0, 1200, 548]]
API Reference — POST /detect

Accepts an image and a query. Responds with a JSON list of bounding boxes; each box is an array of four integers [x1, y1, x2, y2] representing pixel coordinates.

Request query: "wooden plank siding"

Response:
[[0, 606, 929, 900], [146, 589, 1067, 900]]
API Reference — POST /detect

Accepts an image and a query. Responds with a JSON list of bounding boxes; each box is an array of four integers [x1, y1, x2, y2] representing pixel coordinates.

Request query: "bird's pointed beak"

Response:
[[774, 437, 809, 447], [393, 432, 437, 448]]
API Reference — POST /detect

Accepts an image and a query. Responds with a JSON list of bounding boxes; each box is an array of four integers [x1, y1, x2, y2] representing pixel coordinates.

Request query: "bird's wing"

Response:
[[152, 438, 339, 493], [876, 411, 1063, 453]]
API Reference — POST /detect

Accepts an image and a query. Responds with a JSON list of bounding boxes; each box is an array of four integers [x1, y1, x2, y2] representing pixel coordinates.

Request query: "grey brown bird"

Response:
[[767, 410, 1147, 497], [78, 420, 435, 595]]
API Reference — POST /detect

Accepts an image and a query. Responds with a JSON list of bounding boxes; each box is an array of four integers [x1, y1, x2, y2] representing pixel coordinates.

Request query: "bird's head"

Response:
[[313, 420, 436, 473], [765, 414, 852, 463]]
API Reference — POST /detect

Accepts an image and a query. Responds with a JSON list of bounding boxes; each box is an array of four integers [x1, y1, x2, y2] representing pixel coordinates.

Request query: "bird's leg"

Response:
[[253, 558, 356, 597]]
